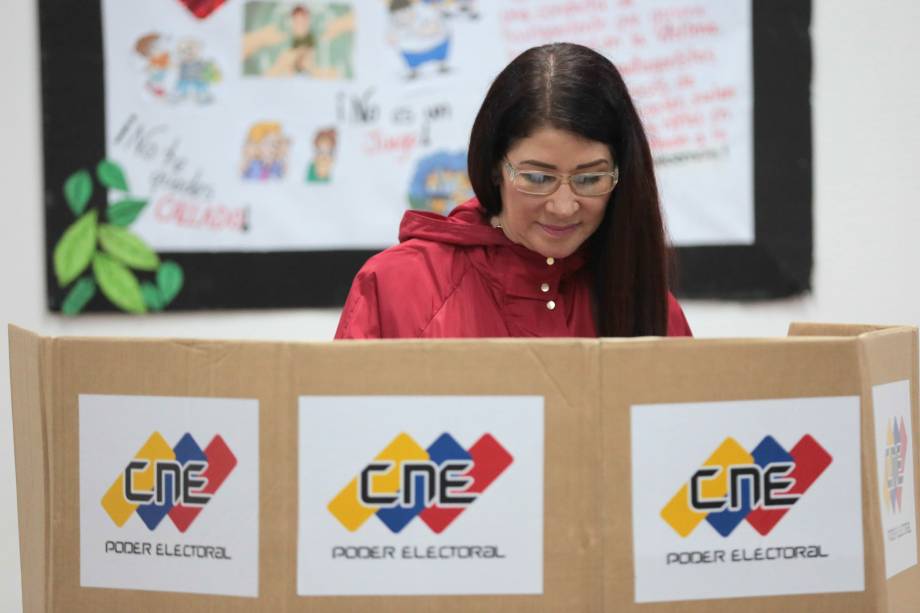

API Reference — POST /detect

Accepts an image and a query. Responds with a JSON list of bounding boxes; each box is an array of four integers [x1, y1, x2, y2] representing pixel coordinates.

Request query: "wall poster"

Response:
[[40, 0, 812, 314]]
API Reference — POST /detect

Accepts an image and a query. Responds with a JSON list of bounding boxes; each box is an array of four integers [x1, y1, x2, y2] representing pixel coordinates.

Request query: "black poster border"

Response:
[[41, 0, 811, 312], [676, 0, 813, 299]]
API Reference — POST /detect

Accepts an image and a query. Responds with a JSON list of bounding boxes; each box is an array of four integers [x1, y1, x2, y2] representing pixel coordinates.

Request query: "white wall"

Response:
[[2, 1, 919, 610]]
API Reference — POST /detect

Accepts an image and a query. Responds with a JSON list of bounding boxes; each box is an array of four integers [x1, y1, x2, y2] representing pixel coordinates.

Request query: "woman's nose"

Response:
[[545, 183, 579, 217]]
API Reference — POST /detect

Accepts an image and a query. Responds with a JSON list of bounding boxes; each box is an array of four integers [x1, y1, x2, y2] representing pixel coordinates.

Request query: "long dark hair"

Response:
[[467, 42, 669, 337]]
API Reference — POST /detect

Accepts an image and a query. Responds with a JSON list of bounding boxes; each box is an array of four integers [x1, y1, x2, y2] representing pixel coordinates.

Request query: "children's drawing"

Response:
[[307, 128, 338, 183], [133, 34, 221, 103], [134, 33, 172, 98], [241, 122, 292, 181], [173, 38, 221, 103], [387, 0, 451, 79], [243, 2, 355, 79], [408, 151, 472, 214]]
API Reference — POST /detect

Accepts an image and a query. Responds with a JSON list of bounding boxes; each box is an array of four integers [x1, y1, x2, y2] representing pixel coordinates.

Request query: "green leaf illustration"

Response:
[[61, 276, 96, 316], [107, 198, 148, 227], [63, 170, 92, 216], [53, 210, 98, 286], [157, 261, 184, 304], [141, 281, 166, 312], [97, 159, 129, 191], [98, 224, 160, 271], [92, 252, 146, 314]]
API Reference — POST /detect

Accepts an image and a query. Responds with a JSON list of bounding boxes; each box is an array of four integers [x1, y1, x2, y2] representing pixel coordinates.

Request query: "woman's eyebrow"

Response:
[[518, 159, 557, 169], [574, 159, 611, 170], [517, 158, 611, 171]]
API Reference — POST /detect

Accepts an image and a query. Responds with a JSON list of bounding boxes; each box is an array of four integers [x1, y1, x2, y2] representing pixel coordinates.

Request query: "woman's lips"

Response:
[[539, 222, 580, 238]]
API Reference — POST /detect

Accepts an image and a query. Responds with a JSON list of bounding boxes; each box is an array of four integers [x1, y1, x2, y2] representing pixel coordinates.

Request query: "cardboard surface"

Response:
[[8, 324, 920, 612], [859, 327, 920, 613], [8, 327, 48, 613]]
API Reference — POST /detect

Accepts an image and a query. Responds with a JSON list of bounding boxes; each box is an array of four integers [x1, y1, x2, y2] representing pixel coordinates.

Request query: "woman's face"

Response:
[[496, 126, 614, 260]]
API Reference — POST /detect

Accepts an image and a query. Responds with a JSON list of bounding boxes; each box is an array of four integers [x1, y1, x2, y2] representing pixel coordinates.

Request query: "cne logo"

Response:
[[101, 432, 237, 532], [884, 417, 909, 514], [328, 432, 513, 534], [661, 435, 832, 538]]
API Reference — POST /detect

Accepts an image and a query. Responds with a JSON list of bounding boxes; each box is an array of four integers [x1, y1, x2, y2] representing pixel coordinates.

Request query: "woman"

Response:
[[336, 43, 691, 339]]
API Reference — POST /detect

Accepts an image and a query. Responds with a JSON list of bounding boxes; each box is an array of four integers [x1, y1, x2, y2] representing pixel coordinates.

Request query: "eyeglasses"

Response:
[[503, 159, 619, 197]]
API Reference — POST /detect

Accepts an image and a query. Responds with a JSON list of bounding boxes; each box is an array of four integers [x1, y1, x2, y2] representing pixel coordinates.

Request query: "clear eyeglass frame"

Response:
[[503, 158, 620, 197]]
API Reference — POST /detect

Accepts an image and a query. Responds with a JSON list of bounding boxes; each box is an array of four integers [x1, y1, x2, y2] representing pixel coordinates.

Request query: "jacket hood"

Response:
[[398, 197, 591, 274], [398, 198, 509, 247]]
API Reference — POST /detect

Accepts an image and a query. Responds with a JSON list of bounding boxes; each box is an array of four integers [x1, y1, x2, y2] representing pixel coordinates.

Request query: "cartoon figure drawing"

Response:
[[408, 151, 473, 214], [134, 33, 171, 98], [173, 38, 221, 103], [243, 4, 355, 78], [289, 5, 317, 72], [241, 122, 291, 181], [307, 128, 338, 183], [133, 34, 221, 103], [387, 0, 451, 79]]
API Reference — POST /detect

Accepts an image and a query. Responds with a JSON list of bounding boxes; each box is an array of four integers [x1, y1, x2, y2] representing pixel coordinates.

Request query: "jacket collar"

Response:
[[477, 240, 589, 300], [398, 198, 589, 300]]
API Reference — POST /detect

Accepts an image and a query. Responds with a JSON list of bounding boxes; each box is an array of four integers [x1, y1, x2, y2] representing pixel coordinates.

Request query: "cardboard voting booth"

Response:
[[8, 323, 920, 612]]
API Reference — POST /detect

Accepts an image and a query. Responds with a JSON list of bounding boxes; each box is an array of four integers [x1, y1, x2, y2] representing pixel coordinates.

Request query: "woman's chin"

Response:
[[527, 236, 582, 260]]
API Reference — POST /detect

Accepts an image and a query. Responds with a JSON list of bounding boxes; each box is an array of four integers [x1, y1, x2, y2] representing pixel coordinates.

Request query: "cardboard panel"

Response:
[[49, 337, 280, 611], [859, 327, 920, 613], [788, 322, 891, 337], [600, 336, 879, 612], [8, 326, 49, 613], [284, 340, 603, 611]]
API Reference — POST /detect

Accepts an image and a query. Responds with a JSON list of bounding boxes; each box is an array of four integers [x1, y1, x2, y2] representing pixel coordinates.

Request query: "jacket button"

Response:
[[546, 257, 555, 266], [540, 283, 550, 293], [546, 300, 556, 310]]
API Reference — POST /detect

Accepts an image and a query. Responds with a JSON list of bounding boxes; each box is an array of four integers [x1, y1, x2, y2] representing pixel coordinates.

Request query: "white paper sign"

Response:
[[297, 395, 543, 596], [102, 0, 752, 252], [79, 394, 259, 597], [872, 380, 918, 579], [631, 396, 864, 603]]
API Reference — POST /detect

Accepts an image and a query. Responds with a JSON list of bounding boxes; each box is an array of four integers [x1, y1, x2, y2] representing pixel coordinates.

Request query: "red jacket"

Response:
[[335, 199, 692, 339]]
